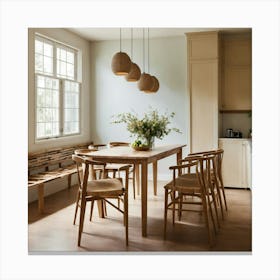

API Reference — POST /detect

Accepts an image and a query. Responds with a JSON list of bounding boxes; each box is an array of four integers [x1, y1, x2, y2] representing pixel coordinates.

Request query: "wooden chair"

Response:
[[73, 148, 131, 223], [188, 149, 227, 214], [73, 149, 103, 224], [89, 143, 137, 199], [163, 155, 218, 246], [108, 142, 137, 199], [72, 154, 129, 246]]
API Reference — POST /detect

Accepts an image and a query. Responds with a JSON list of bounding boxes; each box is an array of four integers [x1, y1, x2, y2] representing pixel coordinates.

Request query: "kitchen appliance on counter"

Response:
[[225, 128, 233, 138], [225, 128, 243, 138]]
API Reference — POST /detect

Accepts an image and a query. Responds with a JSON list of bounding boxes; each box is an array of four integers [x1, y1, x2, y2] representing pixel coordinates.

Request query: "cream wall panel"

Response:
[[190, 61, 218, 152], [188, 33, 218, 60]]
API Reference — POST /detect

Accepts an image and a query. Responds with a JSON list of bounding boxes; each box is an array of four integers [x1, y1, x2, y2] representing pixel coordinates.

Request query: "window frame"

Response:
[[34, 34, 81, 141]]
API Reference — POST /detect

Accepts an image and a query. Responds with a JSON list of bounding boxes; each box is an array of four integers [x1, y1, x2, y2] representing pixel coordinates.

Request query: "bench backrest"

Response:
[[28, 142, 91, 174]]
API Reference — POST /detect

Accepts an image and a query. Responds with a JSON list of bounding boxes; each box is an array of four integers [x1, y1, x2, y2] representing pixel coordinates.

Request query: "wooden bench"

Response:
[[28, 143, 91, 213]]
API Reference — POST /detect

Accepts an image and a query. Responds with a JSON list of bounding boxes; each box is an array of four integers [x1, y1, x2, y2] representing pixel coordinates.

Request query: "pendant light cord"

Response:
[[120, 28, 122, 52], [142, 28, 144, 72], [131, 28, 133, 60], [148, 28, 150, 73]]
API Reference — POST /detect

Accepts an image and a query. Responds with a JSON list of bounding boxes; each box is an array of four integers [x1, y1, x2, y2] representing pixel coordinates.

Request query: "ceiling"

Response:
[[67, 28, 251, 42]]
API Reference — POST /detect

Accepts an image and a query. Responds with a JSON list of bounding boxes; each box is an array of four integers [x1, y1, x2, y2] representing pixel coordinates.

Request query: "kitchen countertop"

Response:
[[219, 138, 252, 141]]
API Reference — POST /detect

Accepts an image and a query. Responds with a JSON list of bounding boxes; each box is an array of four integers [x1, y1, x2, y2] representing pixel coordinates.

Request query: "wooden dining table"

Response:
[[78, 144, 186, 237]]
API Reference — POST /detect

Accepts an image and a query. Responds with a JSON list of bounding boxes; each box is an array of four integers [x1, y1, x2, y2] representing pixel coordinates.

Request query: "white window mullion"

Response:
[[59, 79, 64, 136], [54, 42, 57, 77], [78, 83, 81, 133], [74, 51, 78, 81]]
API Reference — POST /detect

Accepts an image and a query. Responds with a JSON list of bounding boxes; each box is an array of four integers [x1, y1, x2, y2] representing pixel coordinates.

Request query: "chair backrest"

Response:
[[72, 154, 106, 191], [109, 142, 130, 147], [181, 154, 215, 194], [188, 149, 224, 179]]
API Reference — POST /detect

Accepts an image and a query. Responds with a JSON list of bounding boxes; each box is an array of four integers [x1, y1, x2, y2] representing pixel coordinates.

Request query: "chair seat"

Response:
[[164, 176, 201, 193], [86, 178, 124, 196]]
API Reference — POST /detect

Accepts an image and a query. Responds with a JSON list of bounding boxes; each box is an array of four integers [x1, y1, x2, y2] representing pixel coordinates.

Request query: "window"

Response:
[[34, 35, 80, 140]]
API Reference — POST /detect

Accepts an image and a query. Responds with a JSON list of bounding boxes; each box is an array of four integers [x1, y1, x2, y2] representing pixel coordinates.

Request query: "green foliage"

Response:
[[112, 109, 181, 141]]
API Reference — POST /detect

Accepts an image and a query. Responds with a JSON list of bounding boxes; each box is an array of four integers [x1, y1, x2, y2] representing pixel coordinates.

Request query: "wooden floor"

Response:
[[28, 181, 252, 253]]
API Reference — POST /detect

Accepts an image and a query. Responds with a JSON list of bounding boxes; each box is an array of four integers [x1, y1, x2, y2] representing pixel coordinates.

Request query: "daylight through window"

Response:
[[35, 35, 80, 140]]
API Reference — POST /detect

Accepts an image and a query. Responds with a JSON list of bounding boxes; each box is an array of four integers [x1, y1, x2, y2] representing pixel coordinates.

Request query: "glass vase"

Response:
[[137, 136, 155, 150]]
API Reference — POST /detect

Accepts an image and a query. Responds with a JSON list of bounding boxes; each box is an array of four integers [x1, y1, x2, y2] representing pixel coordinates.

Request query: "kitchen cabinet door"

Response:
[[187, 32, 219, 153], [219, 139, 251, 188], [220, 36, 252, 112], [190, 60, 219, 152]]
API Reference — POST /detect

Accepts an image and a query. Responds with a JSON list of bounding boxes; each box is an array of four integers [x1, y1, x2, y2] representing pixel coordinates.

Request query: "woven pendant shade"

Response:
[[125, 62, 141, 81], [111, 52, 132, 75], [144, 76, 160, 93], [138, 73, 154, 91]]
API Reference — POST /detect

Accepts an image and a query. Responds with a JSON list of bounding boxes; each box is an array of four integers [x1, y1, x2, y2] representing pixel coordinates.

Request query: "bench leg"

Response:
[[38, 183, 44, 214], [68, 174, 72, 189]]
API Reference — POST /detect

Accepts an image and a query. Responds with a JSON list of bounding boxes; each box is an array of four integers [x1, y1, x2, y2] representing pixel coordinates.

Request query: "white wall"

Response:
[[28, 28, 92, 153], [90, 36, 189, 179], [28, 28, 91, 202]]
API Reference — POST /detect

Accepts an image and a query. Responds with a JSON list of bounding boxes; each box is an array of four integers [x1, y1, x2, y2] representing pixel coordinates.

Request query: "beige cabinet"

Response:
[[220, 34, 252, 111], [187, 32, 219, 152], [218, 138, 251, 188]]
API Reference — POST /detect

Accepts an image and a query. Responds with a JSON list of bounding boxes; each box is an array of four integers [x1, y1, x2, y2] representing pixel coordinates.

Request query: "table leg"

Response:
[[135, 164, 140, 195], [141, 161, 148, 237], [177, 148, 183, 175], [153, 161, 158, 196], [97, 200, 105, 218]]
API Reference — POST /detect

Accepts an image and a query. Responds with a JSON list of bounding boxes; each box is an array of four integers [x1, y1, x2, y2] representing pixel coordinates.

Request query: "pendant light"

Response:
[[138, 28, 154, 91], [111, 28, 132, 75], [125, 28, 141, 82], [144, 28, 160, 93]]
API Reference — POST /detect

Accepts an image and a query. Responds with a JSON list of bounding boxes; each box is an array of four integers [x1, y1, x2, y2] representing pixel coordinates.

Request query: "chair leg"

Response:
[[78, 194, 87, 247], [164, 188, 168, 239], [201, 193, 213, 247], [124, 191, 129, 245], [219, 173, 228, 211], [207, 191, 217, 234], [220, 185, 228, 211], [90, 199, 94, 221], [210, 183, 220, 229], [73, 190, 80, 225], [213, 175, 224, 219], [178, 193, 183, 221], [172, 191, 176, 225]]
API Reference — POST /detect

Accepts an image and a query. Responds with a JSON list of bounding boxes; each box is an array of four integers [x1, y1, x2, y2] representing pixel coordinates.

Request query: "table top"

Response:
[[79, 144, 186, 163]]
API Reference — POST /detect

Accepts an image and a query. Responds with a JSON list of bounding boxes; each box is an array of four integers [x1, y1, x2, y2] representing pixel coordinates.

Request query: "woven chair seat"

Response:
[[86, 178, 124, 196], [164, 176, 201, 193]]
